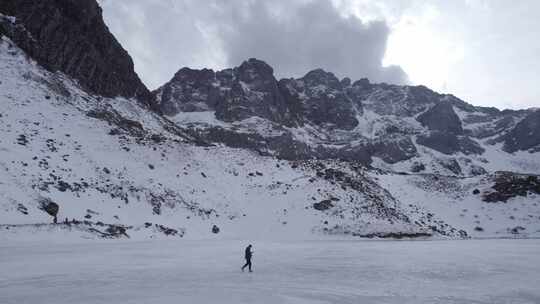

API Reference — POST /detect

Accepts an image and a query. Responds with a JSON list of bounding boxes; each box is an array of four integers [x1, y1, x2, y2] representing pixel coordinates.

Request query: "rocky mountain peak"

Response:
[[236, 58, 275, 82], [352, 78, 371, 88], [302, 68, 342, 90], [0, 0, 157, 110], [171, 67, 215, 83]]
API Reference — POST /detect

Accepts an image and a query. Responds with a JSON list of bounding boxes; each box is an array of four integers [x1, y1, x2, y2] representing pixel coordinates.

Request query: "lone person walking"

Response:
[[241, 244, 253, 272]]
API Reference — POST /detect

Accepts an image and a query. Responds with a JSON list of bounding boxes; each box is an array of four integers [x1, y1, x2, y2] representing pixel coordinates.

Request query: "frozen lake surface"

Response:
[[1, 239, 540, 304]]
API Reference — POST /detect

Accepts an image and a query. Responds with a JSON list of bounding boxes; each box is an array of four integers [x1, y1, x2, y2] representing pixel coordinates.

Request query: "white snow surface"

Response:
[[1, 239, 540, 304]]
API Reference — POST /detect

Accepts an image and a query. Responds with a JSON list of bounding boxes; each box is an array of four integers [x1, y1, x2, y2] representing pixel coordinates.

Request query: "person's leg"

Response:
[[242, 260, 248, 271], [248, 259, 252, 272]]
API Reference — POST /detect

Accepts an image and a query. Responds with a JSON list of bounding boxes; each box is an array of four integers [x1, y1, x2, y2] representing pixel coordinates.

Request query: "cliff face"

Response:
[[0, 0, 157, 111]]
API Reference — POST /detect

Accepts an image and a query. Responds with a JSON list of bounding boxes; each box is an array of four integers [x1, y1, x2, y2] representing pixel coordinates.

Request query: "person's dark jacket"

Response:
[[245, 246, 252, 259]]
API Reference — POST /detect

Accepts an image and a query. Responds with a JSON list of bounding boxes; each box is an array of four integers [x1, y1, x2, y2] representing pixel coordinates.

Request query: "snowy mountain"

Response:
[[155, 58, 540, 176], [1, 0, 540, 241]]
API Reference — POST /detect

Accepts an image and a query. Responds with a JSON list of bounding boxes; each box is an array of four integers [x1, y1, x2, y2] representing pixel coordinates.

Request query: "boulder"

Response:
[[38, 197, 59, 223], [411, 162, 426, 173], [313, 200, 334, 211]]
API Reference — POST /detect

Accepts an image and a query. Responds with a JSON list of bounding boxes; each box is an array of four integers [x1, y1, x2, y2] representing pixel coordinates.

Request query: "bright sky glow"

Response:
[[383, 5, 465, 93]]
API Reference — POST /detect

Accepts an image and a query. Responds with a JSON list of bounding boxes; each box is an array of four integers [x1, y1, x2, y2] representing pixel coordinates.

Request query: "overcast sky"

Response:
[[99, 0, 539, 110]]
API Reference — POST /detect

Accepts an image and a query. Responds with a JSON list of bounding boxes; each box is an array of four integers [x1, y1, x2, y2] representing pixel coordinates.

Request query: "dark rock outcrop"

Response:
[[86, 108, 145, 137], [158, 68, 217, 115], [0, 0, 156, 110], [411, 162, 426, 173], [38, 197, 59, 223], [215, 59, 298, 126], [156, 58, 300, 127], [417, 131, 484, 155], [280, 69, 359, 130], [469, 165, 487, 176], [503, 110, 540, 152], [313, 199, 334, 211], [438, 158, 462, 175], [482, 172, 540, 202], [417, 102, 463, 134], [369, 136, 417, 164]]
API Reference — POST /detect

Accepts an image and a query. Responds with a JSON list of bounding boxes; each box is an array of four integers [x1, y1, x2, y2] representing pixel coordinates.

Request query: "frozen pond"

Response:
[[1, 239, 540, 304]]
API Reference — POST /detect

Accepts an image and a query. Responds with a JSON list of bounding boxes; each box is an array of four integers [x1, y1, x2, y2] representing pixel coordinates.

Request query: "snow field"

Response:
[[1, 239, 540, 304]]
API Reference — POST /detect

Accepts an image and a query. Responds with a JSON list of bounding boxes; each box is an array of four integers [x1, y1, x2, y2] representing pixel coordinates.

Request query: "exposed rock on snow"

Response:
[[417, 102, 463, 134], [38, 197, 59, 223], [482, 172, 540, 202], [502, 110, 540, 153], [313, 200, 334, 211]]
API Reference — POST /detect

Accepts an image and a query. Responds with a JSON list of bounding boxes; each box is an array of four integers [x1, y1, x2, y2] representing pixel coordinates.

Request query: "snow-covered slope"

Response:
[[1, 37, 446, 241], [1, 0, 539, 241], [374, 172, 540, 238]]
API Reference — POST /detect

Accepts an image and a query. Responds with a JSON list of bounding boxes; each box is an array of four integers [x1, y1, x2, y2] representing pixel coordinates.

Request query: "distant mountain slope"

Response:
[[155, 58, 539, 177]]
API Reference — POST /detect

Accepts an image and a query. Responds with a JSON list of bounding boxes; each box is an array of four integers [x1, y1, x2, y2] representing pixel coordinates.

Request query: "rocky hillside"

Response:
[[1, 0, 539, 240], [155, 59, 540, 177]]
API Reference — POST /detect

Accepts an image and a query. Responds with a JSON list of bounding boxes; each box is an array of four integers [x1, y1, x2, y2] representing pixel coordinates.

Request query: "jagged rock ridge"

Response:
[[156, 58, 539, 175]]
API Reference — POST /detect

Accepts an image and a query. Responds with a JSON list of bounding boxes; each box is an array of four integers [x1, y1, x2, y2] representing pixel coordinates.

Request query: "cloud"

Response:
[[99, 0, 227, 89], [99, 0, 407, 88], [212, 0, 408, 83]]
